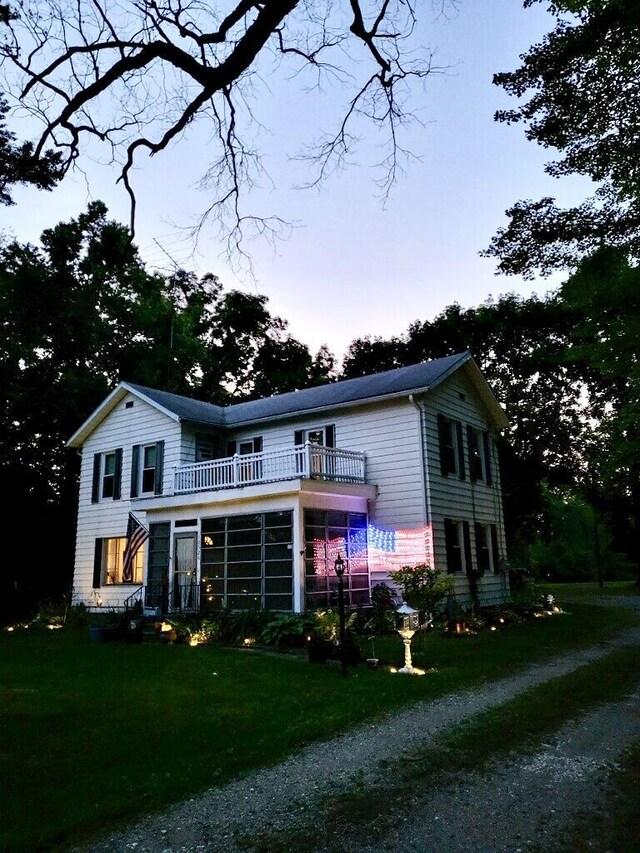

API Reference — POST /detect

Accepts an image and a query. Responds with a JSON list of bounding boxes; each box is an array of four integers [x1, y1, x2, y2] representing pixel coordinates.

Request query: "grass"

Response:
[[1, 598, 638, 852], [539, 579, 640, 598]]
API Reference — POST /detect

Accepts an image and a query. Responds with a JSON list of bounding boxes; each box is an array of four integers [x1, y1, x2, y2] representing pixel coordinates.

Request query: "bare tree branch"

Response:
[[1, 0, 444, 255]]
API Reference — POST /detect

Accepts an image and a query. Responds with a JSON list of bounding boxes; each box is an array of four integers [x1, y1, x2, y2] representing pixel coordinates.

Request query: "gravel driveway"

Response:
[[73, 596, 640, 853]]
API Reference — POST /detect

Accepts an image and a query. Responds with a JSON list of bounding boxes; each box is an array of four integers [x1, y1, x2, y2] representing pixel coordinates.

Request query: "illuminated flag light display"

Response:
[[311, 523, 434, 575]]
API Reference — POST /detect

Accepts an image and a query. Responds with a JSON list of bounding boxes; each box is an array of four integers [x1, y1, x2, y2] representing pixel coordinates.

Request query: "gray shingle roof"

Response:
[[127, 351, 471, 428]]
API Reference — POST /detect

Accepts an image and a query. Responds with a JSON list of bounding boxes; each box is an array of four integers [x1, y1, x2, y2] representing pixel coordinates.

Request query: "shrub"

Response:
[[389, 564, 455, 624], [259, 614, 308, 648]]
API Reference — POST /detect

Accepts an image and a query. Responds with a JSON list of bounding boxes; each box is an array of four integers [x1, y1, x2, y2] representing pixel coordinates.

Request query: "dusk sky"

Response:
[[1, 0, 593, 365]]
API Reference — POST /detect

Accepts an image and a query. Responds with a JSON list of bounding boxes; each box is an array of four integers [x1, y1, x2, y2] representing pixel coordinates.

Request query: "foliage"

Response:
[[365, 583, 398, 635], [484, 0, 640, 278], [0, 93, 62, 205], [215, 607, 274, 645], [0, 202, 333, 617], [259, 614, 308, 648], [389, 564, 455, 623], [311, 608, 357, 644]]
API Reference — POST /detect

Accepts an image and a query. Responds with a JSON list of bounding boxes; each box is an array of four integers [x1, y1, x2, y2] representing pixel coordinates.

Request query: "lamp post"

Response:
[[396, 602, 424, 675], [334, 553, 348, 676]]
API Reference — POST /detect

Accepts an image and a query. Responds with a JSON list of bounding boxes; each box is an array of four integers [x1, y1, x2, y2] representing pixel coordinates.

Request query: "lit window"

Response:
[[103, 537, 144, 584]]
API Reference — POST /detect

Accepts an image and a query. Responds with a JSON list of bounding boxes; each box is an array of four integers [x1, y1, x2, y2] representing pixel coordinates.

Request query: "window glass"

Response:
[[199, 512, 293, 610], [141, 444, 156, 493], [103, 537, 143, 584], [102, 452, 116, 498]]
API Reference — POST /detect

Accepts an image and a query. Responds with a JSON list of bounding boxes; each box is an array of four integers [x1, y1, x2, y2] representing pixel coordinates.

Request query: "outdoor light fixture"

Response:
[[334, 553, 348, 676], [395, 602, 425, 675]]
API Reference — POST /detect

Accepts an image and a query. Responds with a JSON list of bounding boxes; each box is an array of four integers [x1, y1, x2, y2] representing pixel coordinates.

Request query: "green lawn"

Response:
[[1, 599, 638, 852], [540, 579, 640, 598]]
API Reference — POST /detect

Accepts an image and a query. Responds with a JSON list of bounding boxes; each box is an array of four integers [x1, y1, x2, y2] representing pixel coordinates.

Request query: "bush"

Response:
[[389, 564, 455, 624], [259, 614, 308, 648]]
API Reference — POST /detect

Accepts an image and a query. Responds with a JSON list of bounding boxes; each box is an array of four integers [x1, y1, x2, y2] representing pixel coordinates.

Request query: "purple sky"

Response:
[[1, 1, 592, 365]]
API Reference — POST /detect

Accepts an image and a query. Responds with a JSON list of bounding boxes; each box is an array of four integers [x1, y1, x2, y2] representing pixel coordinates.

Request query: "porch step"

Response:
[[141, 616, 161, 644]]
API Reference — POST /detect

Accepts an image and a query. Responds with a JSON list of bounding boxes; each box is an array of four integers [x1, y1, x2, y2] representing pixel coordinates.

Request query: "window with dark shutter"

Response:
[[483, 432, 493, 486], [467, 426, 483, 482], [462, 521, 473, 574], [113, 448, 122, 500], [456, 423, 466, 481], [490, 524, 499, 572], [475, 523, 491, 575], [294, 430, 304, 446], [444, 519, 462, 573], [325, 425, 335, 448], [438, 414, 456, 476]]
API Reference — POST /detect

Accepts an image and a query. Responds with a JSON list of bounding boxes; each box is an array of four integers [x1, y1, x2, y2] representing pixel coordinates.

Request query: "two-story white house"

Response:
[[67, 351, 511, 615]]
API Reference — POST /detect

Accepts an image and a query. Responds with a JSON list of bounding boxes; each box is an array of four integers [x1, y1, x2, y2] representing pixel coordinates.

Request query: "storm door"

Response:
[[173, 532, 198, 612]]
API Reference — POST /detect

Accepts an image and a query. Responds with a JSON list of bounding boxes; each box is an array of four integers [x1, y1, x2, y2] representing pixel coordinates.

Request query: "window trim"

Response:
[[91, 449, 122, 503], [92, 536, 144, 586], [438, 415, 465, 480]]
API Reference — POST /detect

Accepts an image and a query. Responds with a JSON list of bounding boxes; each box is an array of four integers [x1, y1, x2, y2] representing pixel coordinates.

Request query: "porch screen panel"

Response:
[[146, 523, 170, 611], [201, 511, 293, 611], [304, 510, 369, 609]]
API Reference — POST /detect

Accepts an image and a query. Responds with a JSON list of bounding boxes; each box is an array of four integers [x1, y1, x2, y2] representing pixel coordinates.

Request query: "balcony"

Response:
[[174, 443, 367, 495]]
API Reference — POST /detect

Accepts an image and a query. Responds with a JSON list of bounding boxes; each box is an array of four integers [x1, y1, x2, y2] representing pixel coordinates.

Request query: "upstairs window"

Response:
[[437, 415, 465, 479], [91, 449, 122, 503], [467, 426, 493, 485], [130, 441, 165, 497], [444, 518, 472, 574], [294, 425, 335, 448]]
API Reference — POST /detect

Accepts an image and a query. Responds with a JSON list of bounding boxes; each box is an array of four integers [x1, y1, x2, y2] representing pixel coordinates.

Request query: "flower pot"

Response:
[[88, 626, 109, 642]]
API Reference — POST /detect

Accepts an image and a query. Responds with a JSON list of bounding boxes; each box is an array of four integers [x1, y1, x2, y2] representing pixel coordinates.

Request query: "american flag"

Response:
[[122, 512, 149, 583]]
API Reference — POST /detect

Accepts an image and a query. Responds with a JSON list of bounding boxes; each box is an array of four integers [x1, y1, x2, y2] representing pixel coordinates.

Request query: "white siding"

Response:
[[423, 371, 509, 606], [71, 392, 181, 607]]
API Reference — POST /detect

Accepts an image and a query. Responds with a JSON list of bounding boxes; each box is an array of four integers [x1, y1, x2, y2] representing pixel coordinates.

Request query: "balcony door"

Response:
[[173, 533, 198, 611]]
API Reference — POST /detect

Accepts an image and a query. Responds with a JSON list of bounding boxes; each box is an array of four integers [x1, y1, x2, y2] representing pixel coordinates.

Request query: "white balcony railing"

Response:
[[174, 443, 367, 495]]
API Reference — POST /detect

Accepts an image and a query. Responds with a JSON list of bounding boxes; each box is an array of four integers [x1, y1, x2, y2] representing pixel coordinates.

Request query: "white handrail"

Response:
[[174, 444, 366, 494]]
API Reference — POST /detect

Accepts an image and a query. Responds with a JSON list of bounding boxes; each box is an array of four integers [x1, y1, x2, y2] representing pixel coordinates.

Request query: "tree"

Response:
[[559, 247, 640, 581], [0, 201, 327, 618], [483, 1, 640, 278], [0, 0, 437, 254]]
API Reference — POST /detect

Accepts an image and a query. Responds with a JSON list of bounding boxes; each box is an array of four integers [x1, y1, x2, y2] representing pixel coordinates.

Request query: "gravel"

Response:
[[72, 598, 640, 853]]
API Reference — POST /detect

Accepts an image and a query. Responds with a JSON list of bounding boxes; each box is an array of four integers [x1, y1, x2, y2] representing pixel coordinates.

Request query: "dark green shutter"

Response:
[[467, 425, 477, 482], [130, 444, 140, 497], [437, 414, 449, 476], [113, 448, 122, 500], [325, 425, 335, 447], [456, 422, 466, 480], [490, 524, 499, 572], [294, 430, 304, 446], [154, 440, 165, 495], [92, 538, 103, 588], [463, 521, 473, 574], [483, 432, 493, 485], [444, 519, 458, 574], [253, 436, 263, 452], [226, 440, 236, 457], [91, 454, 101, 503]]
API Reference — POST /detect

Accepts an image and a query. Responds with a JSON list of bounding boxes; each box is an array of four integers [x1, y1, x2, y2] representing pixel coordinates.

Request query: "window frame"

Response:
[[437, 415, 465, 480], [95, 536, 145, 586]]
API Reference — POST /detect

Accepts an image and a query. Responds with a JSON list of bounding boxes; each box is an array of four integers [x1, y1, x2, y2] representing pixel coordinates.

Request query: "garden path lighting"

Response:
[[395, 602, 425, 675], [334, 553, 348, 676]]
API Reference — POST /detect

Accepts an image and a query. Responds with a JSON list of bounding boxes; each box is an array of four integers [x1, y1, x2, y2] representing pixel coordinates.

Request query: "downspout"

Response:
[[408, 394, 432, 526]]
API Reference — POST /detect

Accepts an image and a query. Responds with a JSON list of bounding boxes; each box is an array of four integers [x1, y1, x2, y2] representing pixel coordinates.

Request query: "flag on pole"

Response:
[[122, 512, 149, 583]]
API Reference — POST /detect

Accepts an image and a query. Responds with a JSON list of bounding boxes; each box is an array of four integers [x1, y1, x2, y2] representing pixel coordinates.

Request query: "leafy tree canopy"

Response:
[[483, 0, 640, 278]]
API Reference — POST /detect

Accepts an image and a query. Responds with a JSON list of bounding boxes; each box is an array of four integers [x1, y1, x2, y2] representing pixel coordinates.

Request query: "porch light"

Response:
[[395, 602, 425, 675]]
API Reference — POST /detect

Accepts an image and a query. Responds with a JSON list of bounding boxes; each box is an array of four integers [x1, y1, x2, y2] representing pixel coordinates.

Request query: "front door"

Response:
[[173, 533, 198, 611]]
